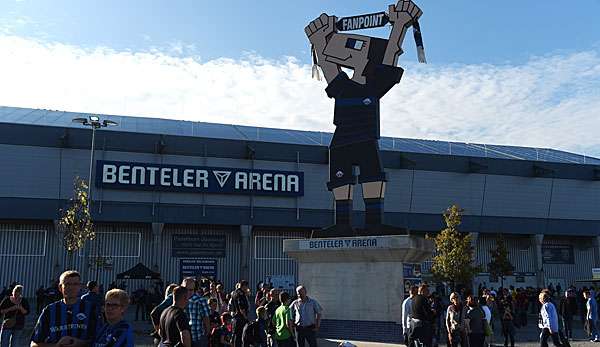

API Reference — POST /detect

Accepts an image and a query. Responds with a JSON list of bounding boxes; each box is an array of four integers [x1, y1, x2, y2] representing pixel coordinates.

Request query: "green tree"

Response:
[[487, 234, 514, 288], [59, 177, 95, 254], [429, 205, 480, 288]]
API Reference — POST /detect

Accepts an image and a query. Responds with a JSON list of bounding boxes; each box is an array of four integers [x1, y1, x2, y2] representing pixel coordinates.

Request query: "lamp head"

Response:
[[102, 119, 119, 127], [72, 117, 89, 125]]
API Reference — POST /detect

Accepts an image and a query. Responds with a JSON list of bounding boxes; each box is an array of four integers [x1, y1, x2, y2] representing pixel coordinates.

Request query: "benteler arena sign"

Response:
[[95, 160, 304, 197]]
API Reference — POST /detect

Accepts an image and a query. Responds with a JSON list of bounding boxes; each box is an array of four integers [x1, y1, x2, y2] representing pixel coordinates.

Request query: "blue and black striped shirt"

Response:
[[31, 298, 102, 344], [93, 320, 134, 347]]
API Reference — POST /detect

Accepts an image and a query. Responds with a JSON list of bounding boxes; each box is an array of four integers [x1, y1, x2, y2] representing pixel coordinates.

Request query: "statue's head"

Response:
[[323, 33, 387, 84]]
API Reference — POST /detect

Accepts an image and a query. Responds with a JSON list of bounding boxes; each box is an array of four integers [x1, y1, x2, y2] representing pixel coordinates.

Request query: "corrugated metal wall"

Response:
[[159, 225, 241, 291], [80, 223, 154, 293], [249, 229, 309, 293], [0, 222, 53, 297], [543, 236, 595, 287], [476, 234, 536, 272]]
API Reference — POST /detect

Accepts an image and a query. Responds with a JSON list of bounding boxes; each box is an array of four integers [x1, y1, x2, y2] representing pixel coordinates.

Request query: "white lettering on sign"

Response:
[[98, 161, 302, 195], [274, 174, 286, 191], [235, 172, 247, 190], [147, 167, 159, 185], [160, 168, 171, 186], [341, 13, 386, 31], [263, 173, 272, 191], [183, 169, 194, 187], [196, 170, 208, 188], [298, 237, 389, 250], [132, 166, 145, 184], [118, 165, 130, 184], [103, 164, 117, 183], [172, 168, 182, 187]]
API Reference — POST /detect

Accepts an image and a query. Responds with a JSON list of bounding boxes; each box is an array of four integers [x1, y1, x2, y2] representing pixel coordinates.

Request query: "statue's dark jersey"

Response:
[[325, 64, 403, 147], [324, 64, 403, 189]]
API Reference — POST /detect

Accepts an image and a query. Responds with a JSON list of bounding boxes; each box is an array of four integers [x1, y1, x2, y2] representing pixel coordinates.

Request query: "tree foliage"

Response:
[[487, 234, 514, 286], [59, 177, 95, 253], [429, 205, 480, 286]]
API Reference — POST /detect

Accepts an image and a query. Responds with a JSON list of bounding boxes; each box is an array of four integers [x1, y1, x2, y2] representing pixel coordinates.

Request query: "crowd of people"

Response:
[[147, 278, 322, 347], [401, 282, 600, 347], [7, 271, 600, 347], [0, 272, 322, 347]]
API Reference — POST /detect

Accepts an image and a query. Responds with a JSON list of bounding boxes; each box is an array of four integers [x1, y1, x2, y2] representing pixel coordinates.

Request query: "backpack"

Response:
[[242, 320, 261, 346]]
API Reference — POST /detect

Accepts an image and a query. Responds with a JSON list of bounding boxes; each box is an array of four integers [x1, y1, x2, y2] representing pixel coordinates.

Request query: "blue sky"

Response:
[[0, 0, 599, 158], [3, 0, 600, 64]]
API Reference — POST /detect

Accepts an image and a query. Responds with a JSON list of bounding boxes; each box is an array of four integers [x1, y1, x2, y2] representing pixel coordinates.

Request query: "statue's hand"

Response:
[[305, 13, 337, 44], [387, 0, 422, 26]]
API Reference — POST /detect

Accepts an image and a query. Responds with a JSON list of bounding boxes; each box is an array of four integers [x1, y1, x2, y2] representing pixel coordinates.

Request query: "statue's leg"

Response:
[[332, 185, 354, 226], [327, 144, 356, 227], [362, 181, 386, 226], [358, 140, 386, 227]]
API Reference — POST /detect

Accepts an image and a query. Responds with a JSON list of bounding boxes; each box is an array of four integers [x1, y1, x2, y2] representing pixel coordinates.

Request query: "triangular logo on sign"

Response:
[[213, 171, 232, 188]]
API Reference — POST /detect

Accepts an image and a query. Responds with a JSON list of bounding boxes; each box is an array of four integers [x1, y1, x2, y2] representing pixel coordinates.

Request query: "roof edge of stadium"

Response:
[[0, 105, 598, 165]]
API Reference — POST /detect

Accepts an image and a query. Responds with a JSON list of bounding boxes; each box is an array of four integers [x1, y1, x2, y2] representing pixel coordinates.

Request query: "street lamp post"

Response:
[[72, 116, 118, 281]]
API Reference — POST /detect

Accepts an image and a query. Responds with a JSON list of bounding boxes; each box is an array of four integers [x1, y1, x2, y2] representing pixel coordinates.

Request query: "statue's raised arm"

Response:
[[384, 0, 424, 66]]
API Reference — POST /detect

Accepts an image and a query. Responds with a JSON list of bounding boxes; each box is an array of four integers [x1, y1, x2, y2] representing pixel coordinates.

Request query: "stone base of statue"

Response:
[[283, 233, 434, 343]]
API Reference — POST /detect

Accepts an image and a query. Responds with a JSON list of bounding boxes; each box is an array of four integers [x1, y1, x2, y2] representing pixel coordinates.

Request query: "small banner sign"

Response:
[[172, 234, 226, 258], [542, 244, 574, 264], [336, 12, 389, 31], [179, 259, 217, 279]]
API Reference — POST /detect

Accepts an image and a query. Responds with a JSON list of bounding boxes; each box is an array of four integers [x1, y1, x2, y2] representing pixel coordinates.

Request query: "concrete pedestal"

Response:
[[283, 235, 434, 343]]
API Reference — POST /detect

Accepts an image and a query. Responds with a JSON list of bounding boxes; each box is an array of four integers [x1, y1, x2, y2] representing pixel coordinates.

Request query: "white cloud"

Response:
[[0, 34, 599, 158]]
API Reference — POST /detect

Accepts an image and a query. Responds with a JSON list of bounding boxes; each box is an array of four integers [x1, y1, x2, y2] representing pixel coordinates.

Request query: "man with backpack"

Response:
[[242, 306, 269, 347]]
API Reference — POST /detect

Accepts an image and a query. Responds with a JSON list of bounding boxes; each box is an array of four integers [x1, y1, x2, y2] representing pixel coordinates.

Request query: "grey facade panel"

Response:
[[411, 171, 486, 215], [549, 179, 600, 220], [297, 163, 331, 211], [382, 170, 414, 213], [0, 144, 61, 199], [483, 176, 553, 218], [60, 149, 93, 199]]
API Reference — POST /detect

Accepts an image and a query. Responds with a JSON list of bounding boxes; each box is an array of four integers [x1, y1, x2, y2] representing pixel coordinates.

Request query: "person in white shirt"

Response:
[[539, 291, 562, 347], [402, 286, 418, 346]]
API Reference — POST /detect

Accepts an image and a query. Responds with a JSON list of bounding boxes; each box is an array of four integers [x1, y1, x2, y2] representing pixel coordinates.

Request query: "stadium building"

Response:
[[1, 105, 600, 298]]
